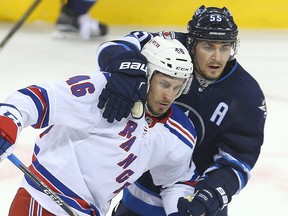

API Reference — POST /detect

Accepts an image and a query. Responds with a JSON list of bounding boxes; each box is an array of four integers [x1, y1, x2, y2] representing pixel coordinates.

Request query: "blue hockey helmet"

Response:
[[187, 5, 239, 57], [187, 5, 238, 42]]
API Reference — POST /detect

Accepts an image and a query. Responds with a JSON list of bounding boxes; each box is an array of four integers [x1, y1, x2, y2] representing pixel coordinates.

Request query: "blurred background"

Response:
[[1, 0, 288, 28], [0, 0, 288, 215]]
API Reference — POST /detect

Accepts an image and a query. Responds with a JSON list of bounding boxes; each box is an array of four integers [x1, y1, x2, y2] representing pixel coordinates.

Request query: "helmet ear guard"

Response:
[[141, 36, 193, 98]]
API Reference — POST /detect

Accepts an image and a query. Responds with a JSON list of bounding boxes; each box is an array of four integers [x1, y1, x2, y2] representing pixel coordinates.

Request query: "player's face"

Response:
[[192, 40, 232, 80], [146, 72, 184, 116]]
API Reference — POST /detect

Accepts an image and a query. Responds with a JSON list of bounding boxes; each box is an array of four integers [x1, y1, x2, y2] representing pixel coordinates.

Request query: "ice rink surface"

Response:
[[0, 22, 288, 215]]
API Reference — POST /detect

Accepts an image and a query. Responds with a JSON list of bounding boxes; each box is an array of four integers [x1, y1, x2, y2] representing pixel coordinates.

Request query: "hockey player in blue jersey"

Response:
[[95, 5, 267, 216]]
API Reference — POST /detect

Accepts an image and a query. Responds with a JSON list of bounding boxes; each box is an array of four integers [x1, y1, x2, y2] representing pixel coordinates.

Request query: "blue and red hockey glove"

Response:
[[0, 116, 18, 161]]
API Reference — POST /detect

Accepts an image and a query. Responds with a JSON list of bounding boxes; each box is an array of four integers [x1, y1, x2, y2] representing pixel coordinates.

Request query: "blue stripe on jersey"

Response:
[[122, 188, 166, 216], [18, 85, 50, 128], [231, 167, 246, 190], [25, 158, 100, 215], [164, 122, 193, 149], [0, 103, 23, 129], [215, 153, 252, 172], [29, 197, 33, 216], [206, 164, 247, 192], [215, 61, 238, 83], [164, 104, 197, 149], [112, 40, 141, 53], [0, 103, 22, 116], [114, 41, 134, 51], [216, 153, 251, 191], [102, 72, 110, 81], [34, 144, 40, 155], [181, 169, 200, 183], [170, 104, 197, 138], [208, 151, 251, 191], [37, 204, 42, 215]]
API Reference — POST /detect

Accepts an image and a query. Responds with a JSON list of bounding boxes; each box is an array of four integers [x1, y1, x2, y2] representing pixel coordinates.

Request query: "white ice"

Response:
[[0, 22, 287, 215]]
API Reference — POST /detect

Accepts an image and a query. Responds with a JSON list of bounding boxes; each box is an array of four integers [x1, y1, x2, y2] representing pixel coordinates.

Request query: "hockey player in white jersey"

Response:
[[0, 36, 198, 216]]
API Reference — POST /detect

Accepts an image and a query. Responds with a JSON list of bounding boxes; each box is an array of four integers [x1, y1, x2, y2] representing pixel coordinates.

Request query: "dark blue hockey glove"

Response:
[[177, 186, 230, 216], [98, 52, 148, 123]]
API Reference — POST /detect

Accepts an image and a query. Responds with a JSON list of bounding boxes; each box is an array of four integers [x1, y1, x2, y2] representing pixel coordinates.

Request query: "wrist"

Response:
[[213, 186, 229, 210]]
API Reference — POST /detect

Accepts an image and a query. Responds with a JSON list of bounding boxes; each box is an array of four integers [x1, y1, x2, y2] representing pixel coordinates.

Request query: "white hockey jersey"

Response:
[[1, 71, 197, 216]]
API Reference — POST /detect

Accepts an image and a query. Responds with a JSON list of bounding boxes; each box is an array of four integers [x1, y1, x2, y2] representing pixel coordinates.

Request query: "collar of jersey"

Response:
[[145, 107, 172, 128]]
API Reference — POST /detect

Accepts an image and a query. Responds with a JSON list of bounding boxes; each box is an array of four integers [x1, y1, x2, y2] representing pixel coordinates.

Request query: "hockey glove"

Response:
[[0, 116, 18, 161], [98, 52, 148, 123], [177, 186, 231, 216]]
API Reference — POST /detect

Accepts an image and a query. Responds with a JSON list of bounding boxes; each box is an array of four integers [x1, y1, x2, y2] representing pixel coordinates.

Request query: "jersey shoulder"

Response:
[[169, 104, 197, 147], [220, 60, 265, 104], [217, 61, 267, 123]]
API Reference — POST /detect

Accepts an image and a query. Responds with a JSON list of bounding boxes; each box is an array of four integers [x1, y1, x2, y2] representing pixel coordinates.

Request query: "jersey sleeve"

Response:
[[4, 72, 107, 131], [96, 31, 153, 71], [203, 74, 267, 195], [160, 183, 196, 215], [95, 30, 188, 72]]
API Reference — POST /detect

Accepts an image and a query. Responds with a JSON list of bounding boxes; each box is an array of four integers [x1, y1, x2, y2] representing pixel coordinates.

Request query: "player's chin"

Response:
[[157, 107, 169, 116], [150, 108, 164, 116], [206, 68, 223, 79]]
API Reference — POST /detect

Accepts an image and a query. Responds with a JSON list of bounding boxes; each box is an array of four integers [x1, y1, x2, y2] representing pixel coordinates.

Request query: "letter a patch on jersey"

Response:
[[210, 102, 228, 126]]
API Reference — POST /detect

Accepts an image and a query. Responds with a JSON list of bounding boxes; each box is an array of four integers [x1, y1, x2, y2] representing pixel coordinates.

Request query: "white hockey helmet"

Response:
[[141, 36, 193, 98]]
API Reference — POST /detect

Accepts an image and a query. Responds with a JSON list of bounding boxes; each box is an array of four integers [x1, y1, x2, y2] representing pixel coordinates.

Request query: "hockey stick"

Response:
[[0, 0, 41, 51], [7, 153, 79, 216]]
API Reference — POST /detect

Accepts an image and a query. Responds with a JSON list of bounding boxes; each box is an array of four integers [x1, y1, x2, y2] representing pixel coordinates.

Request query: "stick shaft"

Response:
[[0, 0, 41, 50], [8, 153, 78, 216]]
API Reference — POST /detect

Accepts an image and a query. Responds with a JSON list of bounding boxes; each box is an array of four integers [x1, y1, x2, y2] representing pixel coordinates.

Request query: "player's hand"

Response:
[[178, 196, 206, 216], [0, 116, 18, 161], [178, 187, 228, 216], [98, 52, 148, 123]]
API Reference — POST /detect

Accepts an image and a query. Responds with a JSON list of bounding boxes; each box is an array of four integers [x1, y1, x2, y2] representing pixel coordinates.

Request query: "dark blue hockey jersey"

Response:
[[96, 31, 267, 215], [177, 58, 266, 186]]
